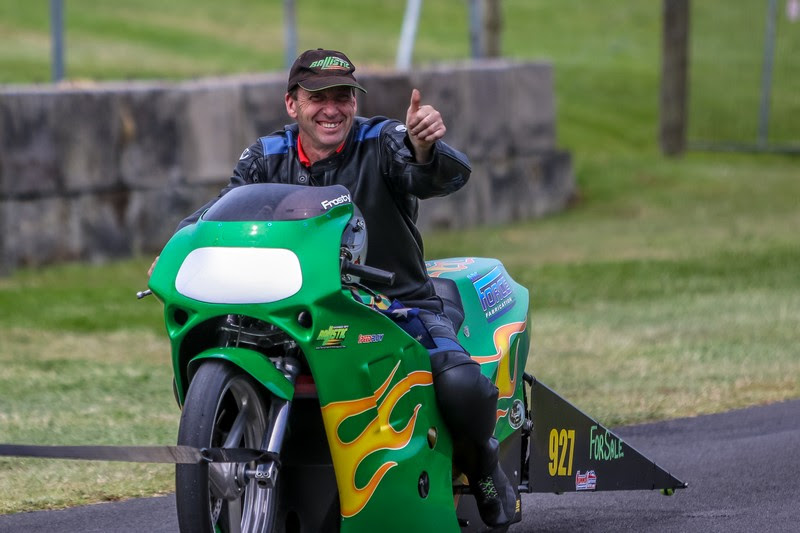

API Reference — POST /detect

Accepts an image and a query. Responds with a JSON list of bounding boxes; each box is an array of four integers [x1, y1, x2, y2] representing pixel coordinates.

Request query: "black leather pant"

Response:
[[418, 310, 501, 477]]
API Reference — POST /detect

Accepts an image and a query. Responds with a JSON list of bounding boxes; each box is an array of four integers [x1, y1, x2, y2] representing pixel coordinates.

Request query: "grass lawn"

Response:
[[426, 152, 800, 426], [1, 0, 799, 515]]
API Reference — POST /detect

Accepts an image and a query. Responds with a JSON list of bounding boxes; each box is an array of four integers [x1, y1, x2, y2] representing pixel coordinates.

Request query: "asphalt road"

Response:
[[1, 399, 797, 532]]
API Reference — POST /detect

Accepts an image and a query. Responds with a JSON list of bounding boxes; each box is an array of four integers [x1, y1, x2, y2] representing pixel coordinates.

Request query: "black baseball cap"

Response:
[[287, 49, 366, 93]]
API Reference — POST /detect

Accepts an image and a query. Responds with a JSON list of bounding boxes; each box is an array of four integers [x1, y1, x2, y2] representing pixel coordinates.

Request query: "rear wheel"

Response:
[[176, 360, 276, 533]]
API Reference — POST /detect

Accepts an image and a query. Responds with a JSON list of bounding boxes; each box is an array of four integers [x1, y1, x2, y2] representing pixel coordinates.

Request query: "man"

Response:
[[170, 49, 518, 527]]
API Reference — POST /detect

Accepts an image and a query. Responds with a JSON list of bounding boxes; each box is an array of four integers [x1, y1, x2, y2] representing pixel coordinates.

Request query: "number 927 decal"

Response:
[[548, 428, 576, 477]]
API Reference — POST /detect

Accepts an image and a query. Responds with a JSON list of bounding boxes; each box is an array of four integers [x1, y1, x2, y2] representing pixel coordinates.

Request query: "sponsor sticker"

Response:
[[508, 399, 525, 430], [316, 325, 349, 349], [357, 333, 385, 344], [471, 266, 515, 322], [575, 470, 597, 491], [321, 194, 351, 210]]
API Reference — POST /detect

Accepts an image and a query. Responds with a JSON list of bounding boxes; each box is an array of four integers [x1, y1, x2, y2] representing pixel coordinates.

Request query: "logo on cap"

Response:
[[309, 56, 351, 71]]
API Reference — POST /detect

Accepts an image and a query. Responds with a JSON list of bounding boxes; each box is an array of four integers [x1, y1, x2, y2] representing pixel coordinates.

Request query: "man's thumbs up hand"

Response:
[[405, 88, 445, 163]]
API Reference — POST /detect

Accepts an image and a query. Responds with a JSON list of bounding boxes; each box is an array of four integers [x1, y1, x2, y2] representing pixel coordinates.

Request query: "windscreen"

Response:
[[202, 183, 352, 222]]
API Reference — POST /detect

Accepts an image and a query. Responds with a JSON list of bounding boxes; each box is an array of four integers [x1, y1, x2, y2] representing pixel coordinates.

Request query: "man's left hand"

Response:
[[406, 88, 446, 163]]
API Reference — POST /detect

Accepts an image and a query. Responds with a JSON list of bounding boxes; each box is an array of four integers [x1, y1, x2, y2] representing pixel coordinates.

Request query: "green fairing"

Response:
[[149, 204, 347, 403], [188, 347, 295, 401], [149, 200, 466, 531], [425, 257, 531, 442]]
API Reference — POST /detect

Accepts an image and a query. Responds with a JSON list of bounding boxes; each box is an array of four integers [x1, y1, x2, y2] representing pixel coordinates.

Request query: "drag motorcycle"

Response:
[[147, 182, 684, 533]]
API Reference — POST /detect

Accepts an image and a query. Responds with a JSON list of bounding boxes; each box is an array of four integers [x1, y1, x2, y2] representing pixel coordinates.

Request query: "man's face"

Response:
[[285, 86, 357, 158]]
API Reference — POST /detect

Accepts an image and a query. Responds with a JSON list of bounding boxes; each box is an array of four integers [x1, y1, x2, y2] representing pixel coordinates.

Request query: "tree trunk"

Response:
[[660, 0, 690, 156]]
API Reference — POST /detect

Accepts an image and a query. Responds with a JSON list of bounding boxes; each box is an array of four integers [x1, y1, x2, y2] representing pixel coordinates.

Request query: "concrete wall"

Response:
[[0, 60, 574, 272]]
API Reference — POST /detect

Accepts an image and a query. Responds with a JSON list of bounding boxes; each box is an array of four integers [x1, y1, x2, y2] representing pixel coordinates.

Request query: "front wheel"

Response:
[[176, 360, 277, 533]]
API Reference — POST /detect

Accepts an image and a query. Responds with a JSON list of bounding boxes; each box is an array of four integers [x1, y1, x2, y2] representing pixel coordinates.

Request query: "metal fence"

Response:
[[687, 0, 800, 153], [49, 0, 495, 78]]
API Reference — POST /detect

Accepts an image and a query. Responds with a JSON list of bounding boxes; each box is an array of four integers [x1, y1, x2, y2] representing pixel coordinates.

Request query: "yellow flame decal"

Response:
[[471, 321, 527, 418], [472, 321, 526, 366], [320, 361, 433, 518], [426, 257, 476, 278]]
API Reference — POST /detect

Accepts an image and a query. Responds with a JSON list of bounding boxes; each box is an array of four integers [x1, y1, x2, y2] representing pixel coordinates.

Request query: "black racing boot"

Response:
[[470, 440, 519, 529], [471, 463, 518, 529], [428, 356, 519, 527]]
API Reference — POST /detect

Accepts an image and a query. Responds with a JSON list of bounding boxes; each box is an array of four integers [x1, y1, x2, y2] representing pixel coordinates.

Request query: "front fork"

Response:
[[247, 357, 301, 489]]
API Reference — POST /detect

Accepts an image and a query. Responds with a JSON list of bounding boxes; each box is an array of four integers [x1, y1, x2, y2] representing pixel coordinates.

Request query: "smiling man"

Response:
[[287, 84, 356, 163], [173, 48, 519, 528]]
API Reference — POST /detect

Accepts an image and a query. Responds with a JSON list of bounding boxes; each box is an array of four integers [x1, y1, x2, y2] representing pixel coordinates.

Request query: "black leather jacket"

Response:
[[178, 116, 471, 311]]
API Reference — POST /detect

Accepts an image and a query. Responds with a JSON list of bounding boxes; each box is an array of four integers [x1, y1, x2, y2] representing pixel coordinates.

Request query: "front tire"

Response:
[[176, 360, 276, 533]]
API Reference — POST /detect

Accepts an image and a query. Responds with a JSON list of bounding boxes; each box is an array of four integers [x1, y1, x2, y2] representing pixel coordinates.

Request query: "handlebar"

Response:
[[342, 261, 395, 286]]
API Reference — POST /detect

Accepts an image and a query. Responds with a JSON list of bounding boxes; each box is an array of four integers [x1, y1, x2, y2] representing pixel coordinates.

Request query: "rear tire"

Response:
[[176, 360, 277, 533]]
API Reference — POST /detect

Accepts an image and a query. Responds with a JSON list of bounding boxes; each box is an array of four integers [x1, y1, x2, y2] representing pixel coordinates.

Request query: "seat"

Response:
[[431, 277, 466, 332]]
